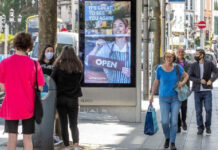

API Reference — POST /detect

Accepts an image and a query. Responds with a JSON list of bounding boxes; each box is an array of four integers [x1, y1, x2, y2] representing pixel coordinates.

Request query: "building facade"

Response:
[[57, 0, 79, 31]]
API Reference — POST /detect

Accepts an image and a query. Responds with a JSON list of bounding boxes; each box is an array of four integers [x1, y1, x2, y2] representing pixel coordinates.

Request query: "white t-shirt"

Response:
[[200, 63, 211, 91]]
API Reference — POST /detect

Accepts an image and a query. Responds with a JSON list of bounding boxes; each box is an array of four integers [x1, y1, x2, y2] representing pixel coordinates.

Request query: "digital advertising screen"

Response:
[[79, 0, 136, 87]]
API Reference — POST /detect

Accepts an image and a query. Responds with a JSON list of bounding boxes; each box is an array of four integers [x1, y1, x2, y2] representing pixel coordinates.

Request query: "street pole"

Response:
[[200, 0, 204, 49], [4, 24, 8, 56], [71, 0, 75, 32], [162, 0, 166, 53], [167, 5, 170, 50], [143, 0, 149, 100]]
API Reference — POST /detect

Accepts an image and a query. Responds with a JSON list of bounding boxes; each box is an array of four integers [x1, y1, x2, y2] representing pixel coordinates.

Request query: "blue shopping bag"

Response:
[[144, 103, 159, 135]]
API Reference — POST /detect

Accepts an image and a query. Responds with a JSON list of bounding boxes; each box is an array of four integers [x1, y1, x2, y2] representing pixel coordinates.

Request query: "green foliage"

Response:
[[194, 36, 212, 47], [195, 36, 200, 46], [0, 0, 37, 34]]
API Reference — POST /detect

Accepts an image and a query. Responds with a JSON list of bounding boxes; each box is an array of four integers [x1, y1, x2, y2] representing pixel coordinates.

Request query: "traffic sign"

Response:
[[197, 21, 206, 29]]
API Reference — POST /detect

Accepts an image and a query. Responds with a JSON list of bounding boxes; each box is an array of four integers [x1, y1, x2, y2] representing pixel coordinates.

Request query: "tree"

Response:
[[0, 0, 37, 33], [38, 0, 57, 56], [153, 0, 161, 67]]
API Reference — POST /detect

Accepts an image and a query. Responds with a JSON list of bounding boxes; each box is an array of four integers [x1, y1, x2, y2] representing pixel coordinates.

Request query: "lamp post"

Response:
[[32, 0, 39, 14], [1, 9, 22, 55], [9, 8, 15, 35], [8, 9, 22, 35]]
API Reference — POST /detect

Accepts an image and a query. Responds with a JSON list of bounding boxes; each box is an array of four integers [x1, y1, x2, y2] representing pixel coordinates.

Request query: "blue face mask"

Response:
[[45, 52, 54, 60]]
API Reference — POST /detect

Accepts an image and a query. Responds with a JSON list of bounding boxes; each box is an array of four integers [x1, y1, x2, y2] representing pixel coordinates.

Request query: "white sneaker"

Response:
[[54, 135, 63, 146], [63, 146, 71, 150], [74, 146, 80, 150]]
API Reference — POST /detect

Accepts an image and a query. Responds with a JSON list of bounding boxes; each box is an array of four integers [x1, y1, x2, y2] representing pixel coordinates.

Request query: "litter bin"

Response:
[[33, 74, 56, 150]]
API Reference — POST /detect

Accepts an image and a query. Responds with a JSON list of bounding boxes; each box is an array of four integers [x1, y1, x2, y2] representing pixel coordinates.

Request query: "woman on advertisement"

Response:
[[86, 18, 131, 84]]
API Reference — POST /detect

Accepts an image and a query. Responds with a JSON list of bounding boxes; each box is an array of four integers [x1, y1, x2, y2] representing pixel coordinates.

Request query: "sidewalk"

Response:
[[1, 83, 218, 149]]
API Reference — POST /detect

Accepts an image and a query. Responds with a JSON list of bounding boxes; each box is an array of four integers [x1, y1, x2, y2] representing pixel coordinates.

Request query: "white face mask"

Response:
[[45, 52, 54, 60]]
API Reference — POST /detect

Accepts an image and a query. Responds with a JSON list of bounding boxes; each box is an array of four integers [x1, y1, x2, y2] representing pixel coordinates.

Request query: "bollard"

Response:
[[33, 74, 56, 150]]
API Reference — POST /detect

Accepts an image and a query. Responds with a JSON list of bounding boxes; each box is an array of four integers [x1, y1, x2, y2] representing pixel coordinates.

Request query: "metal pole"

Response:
[[200, 0, 204, 49], [4, 24, 8, 56], [143, 0, 149, 100], [167, 5, 170, 50], [71, 0, 75, 32], [162, 0, 166, 53]]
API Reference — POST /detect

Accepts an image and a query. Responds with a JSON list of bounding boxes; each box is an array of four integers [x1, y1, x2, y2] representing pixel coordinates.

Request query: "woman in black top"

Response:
[[51, 46, 83, 150], [38, 44, 56, 75], [39, 44, 62, 145]]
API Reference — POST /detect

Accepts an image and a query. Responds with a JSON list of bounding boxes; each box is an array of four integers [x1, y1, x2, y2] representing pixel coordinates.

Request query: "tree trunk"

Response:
[[153, 0, 161, 67], [38, 0, 57, 56]]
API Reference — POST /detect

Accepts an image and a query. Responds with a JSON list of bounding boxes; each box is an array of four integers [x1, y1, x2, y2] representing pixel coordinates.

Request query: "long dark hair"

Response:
[[53, 46, 83, 73], [38, 44, 56, 64]]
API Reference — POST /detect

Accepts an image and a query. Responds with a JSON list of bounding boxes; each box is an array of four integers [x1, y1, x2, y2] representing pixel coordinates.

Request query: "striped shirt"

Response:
[[96, 41, 131, 83]]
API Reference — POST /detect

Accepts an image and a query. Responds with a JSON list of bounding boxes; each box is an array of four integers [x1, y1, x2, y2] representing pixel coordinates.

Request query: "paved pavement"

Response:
[[1, 82, 218, 150]]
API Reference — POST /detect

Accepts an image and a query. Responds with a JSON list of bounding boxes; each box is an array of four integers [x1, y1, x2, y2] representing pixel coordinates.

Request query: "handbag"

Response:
[[144, 103, 159, 135], [174, 65, 191, 101], [34, 61, 43, 124]]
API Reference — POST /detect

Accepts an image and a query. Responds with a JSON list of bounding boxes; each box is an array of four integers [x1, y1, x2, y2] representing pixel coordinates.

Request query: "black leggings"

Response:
[[57, 97, 79, 146], [178, 100, 187, 127]]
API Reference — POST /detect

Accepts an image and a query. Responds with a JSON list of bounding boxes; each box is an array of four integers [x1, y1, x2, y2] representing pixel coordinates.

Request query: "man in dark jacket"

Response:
[[189, 49, 218, 135], [176, 47, 191, 133]]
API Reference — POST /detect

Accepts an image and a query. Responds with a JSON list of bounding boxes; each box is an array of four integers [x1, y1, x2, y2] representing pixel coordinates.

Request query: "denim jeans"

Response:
[[194, 91, 212, 130], [159, 95, 181, 143]]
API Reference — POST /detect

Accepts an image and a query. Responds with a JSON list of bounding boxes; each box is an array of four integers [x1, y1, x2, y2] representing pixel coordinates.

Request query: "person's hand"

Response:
[[122, 67, 130, 77], [178, 81, 184, 88], [207, 80, 212, 86], [96, 39, 106, 49], [0, 83, 5, 92], [149, 95, 154, 103], [201, 79, 206, 84]]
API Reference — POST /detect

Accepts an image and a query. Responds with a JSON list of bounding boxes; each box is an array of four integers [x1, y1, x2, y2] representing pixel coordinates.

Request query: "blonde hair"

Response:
[[163, 50, 176, 62]]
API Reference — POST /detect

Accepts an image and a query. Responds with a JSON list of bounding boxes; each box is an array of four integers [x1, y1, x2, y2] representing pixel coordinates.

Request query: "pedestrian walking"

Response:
[[189, 49, 218, 135], [38, 44, 62, 145], [175, 47, 191, 132], [150, 50, 189, 150], [0, 32, 44, 150], [51, 46, 83, 150]]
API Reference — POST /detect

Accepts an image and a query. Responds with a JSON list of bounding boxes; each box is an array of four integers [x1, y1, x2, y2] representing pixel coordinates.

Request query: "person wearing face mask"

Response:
[[38, 45, 62, 145], [38, 44, 56, 75], [189, 49, 218, 135]]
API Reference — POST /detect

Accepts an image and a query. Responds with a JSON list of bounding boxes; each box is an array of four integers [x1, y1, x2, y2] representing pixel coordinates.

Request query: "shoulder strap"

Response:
[[34, 61, 39, 90], [176, 64, 179, 82]]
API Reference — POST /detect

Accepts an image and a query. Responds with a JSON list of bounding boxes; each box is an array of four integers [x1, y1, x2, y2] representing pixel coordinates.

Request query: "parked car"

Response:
[[31, 32, 78, 59]]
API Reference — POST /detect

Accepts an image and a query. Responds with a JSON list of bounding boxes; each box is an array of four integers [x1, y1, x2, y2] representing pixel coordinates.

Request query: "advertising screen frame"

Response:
[[79, 0, 136, 87]]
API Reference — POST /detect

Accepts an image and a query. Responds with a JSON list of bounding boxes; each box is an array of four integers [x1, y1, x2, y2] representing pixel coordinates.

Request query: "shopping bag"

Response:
[[144, 103, 159, 135], [175, 65, 191, 101]]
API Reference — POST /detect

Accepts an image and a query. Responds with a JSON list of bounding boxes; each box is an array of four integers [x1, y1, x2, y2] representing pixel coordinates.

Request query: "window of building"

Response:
[[190, 15, 193, 27], [214, 17, 218, 35], [190, 0, 193, 10], [204, 0, 207, 9], [185, 0, 188, 10], [209, 0, 211, 10], [215, 0, 218, 10]]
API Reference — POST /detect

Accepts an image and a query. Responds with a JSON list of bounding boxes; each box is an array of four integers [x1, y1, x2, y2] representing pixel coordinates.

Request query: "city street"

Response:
[[0, 81, 218, 149]]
